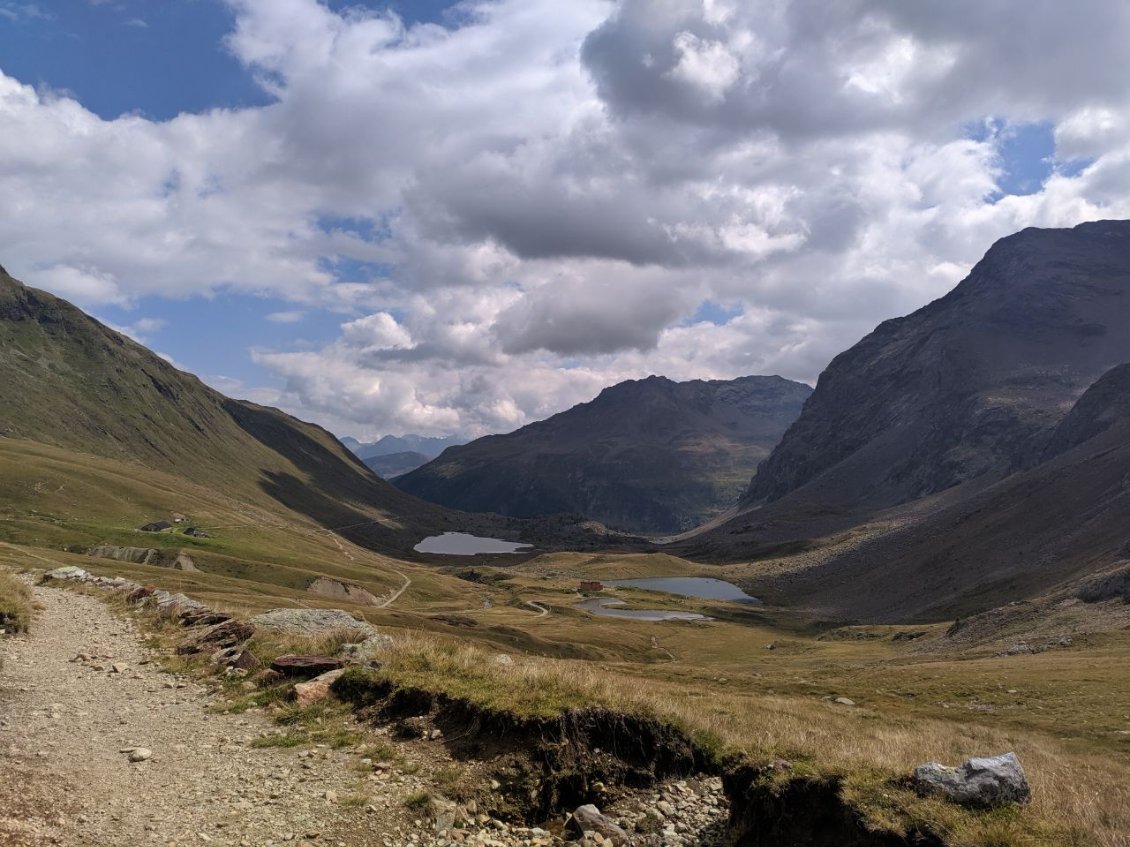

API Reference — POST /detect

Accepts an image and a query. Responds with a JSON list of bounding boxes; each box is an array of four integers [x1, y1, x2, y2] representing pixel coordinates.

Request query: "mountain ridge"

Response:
[[742, 220, 1130, 514], [396, 374, 811, 533]]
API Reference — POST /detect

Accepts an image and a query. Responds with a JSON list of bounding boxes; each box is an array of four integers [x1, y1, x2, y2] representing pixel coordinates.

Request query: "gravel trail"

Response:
[[0, 582, 407, 847]]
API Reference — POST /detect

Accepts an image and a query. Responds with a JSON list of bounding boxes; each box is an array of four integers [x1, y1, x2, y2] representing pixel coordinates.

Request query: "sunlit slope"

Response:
[[0, 267, 463, 554]]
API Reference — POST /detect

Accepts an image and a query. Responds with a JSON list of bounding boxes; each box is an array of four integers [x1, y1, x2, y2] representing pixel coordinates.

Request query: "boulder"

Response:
[[913, 752, 1031, 808], [249, 608, 376, 637], [153, 592, 206, 617], [270, 655, 345, 677], [44, 566, 90, 582], [178, 610, 232, 628], [177, 619, 255, 655], [126, 585, 157, 604], [565, 805, 632, 846], [293, 669, 346, 706]]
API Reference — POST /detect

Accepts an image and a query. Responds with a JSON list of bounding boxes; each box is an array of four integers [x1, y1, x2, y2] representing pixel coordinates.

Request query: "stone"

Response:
[[293, 669, 346, 706], [111, 663, 129, 674], [250, 608, 377, 638], [178, 619, 256, 654], [833, 697, 855, 706], [178, 610, 232, 628], [271, 655, 345, 677], [253, 669, 284, 687], [126, 748, 153, 763], [565, 805, 631, 846], [44, 566, 90, 582], [913, 752, 1031, 808]]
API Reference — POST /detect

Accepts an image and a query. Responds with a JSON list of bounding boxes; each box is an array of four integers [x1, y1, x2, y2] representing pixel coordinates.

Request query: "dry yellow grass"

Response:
[[363, 631, 1128, 847], [0, 567, 32, 634]]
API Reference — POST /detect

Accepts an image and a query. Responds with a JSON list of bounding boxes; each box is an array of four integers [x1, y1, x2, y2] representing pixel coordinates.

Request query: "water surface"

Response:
[[579, 598, 706, 622], [413, 532, 531, 555], [608, 576, 759, 603]]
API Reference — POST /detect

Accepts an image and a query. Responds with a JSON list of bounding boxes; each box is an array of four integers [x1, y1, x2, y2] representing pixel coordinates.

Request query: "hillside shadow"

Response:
[[221, 399, 436, 555]]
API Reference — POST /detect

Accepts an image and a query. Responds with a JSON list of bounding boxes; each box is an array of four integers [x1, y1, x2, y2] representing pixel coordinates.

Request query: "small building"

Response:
[[139, 520, 172, 533], [183, 527, 210, 538], [579, 580, 604, 592]]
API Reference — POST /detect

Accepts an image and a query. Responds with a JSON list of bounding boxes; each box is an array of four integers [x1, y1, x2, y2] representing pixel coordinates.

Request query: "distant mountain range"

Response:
[[396, 375, 812, 534], [341, 434, 466, 461], [679, 220, 1130, 621]]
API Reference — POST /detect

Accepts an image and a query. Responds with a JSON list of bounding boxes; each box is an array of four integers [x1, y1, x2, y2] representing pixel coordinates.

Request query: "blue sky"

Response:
[[0, 0, 1124, 438], [1, 0, 458, 409]]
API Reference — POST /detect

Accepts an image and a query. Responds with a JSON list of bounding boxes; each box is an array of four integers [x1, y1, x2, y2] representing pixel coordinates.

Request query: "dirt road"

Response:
[[0, 581, 422, 847]]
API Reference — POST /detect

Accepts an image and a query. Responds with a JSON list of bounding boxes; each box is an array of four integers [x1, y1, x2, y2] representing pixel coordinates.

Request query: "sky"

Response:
[[2, 0, 1129, 441]]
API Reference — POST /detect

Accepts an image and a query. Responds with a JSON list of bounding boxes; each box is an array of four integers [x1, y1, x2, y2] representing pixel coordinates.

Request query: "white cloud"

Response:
[[4, 0, 1130, 438]]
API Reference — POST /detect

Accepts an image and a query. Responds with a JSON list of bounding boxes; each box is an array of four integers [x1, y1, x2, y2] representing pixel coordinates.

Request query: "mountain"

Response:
[[344, 434, 466, 461], [746, 364, 1130, 622], [741, 220, 1130, 518], [395, 375, 812, 534], [677, 220, 1130, 619], [364, 451, 431, 479], [0, 267, 462, 556]]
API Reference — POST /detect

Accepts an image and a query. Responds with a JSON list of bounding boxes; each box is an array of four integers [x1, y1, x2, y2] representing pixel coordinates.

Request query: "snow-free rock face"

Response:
[[397, 374, 812, 534], [250, 607, 377, 637], [745, 221, 1130, 513], [913, 752, 1031, 808]]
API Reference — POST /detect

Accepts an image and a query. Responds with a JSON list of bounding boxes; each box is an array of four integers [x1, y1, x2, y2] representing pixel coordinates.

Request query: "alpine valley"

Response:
[[3, 223, 1130, 847]]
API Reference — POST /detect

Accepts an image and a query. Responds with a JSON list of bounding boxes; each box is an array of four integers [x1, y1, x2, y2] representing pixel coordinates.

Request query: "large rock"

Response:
[[152, 591, 206, 616], [913, 752, 1031, 808], [44, 566, 90, 582], [565, 804, 632, 846], [270, 655, 345, 677], [177, 619, 255, 654], [293, 669, 346, 706], [249, 608, 377, 637]]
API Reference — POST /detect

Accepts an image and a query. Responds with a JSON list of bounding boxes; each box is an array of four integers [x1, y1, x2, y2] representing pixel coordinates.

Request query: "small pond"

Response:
[[579, 598, 707, 622], [413, 532, 532, 555], [607, 576, 760, 603]]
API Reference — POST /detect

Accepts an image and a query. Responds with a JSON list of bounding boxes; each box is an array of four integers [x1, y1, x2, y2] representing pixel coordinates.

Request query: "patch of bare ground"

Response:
[[0, 580, 443, 846]]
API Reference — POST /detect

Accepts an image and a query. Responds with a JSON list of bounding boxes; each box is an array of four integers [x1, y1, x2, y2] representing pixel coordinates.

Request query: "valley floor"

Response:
[[0, 582, 433, 846]]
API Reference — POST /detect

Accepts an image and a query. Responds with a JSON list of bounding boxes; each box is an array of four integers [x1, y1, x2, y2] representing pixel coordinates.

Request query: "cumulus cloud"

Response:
[[4, 0, 1130, 437]]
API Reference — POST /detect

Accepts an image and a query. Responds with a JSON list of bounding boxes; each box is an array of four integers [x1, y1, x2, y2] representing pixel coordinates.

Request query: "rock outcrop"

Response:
[[250, 608, 380, 638]]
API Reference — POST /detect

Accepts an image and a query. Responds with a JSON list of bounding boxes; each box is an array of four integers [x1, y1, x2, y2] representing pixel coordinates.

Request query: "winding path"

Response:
[[0, 580, 421, 846]]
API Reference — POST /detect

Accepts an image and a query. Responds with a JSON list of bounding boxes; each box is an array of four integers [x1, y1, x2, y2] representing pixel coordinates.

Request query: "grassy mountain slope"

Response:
[[396, 375, 812, 534], [0, 267, 467, 555]]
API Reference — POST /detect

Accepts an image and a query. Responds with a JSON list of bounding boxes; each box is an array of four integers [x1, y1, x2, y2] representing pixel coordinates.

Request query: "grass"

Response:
[[0, 568, 32, 634], [332, 631, 1129, 847], [9, 433, 1129, 847], [250, 733, 305, 749], [403, 790, 434, 813]]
